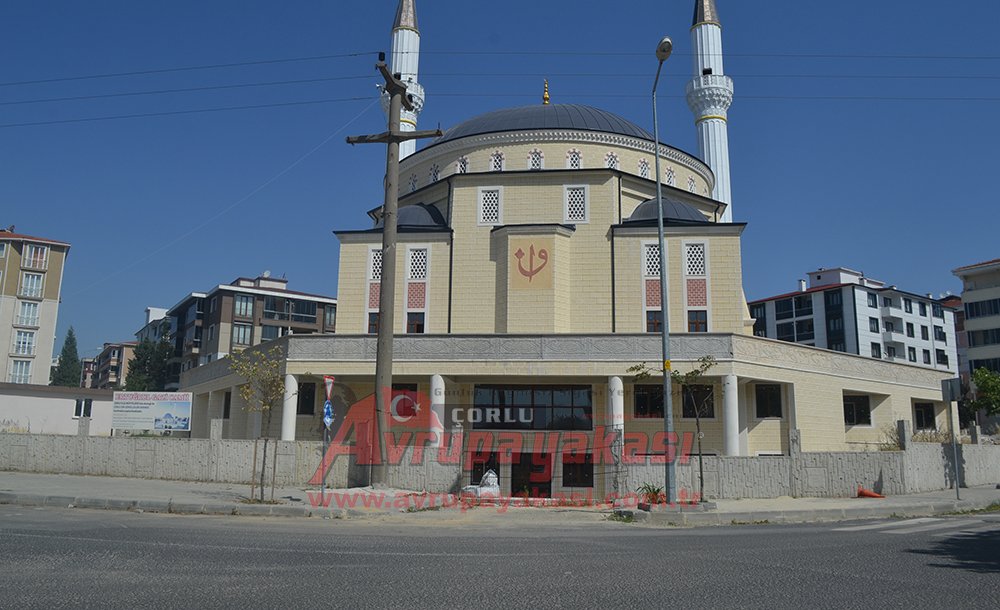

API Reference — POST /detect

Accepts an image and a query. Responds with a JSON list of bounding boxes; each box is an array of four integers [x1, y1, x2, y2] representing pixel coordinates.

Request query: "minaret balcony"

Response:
[[686, 74, 733, 95]]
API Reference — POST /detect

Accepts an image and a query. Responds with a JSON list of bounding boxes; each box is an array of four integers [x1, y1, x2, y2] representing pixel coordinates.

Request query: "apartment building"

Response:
[[0, 227, 71, 385], [953, 259, 1000, 375], [80, 358, 96, 388], [165, 274, 336, 389], [749, 267, 958, 373], [90, 341, 137, 390], [135, 307, 170, 343]]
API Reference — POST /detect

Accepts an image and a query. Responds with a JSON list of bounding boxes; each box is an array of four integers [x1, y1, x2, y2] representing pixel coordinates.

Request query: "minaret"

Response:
[[685, 0, 735, 221], [383, 0, 424, 159]]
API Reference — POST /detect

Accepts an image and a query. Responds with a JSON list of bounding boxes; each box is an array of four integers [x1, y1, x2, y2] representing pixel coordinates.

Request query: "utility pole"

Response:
[[346, 53, 441, 485]]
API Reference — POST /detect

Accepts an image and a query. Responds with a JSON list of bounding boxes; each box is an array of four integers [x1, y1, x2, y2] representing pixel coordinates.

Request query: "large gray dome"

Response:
[[627, 197, 710, 224], [375, 203, 447, 229], [431, 104, 653, 146]]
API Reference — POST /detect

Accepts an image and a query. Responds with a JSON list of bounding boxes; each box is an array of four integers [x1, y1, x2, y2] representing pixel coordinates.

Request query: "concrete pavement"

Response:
[[0, 471, 997, 525]]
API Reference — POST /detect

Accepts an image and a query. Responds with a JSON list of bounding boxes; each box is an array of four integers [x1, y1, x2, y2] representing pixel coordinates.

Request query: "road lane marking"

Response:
[[833, 518, 939, 532], [883, 519, 981, 535]]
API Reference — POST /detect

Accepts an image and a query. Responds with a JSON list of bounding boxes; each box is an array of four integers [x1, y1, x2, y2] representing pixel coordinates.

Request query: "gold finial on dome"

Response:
[[543, 79, 550, 105]]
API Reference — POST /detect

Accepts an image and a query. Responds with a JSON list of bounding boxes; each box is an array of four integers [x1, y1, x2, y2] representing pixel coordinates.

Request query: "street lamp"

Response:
[[652, 35, 677, 505]]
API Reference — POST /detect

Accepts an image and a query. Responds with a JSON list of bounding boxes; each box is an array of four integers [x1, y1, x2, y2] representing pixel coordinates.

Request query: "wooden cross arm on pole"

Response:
[[346, 128, 442, 146]]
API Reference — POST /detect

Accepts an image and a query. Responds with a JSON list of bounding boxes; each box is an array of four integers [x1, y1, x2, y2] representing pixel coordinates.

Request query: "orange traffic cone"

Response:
[[857, 485, 885, 499]]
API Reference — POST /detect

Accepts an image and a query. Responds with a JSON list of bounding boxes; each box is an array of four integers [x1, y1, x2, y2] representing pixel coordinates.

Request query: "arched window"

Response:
[[429, 164, 440, 182], [666, 167, 676, 186], [688, 177, 697, 193], [409, 174, 418, 192], [528, 149, 544, 171], [638, 159, 650, 179], [490, 151, 505, 172], [605, 152, 619, 170], [567, 148, 582, 170], [456, 156, 469, 174]]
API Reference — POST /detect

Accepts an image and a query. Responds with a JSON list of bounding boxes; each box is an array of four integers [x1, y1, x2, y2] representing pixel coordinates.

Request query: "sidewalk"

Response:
[[1, 471, 998, 525]]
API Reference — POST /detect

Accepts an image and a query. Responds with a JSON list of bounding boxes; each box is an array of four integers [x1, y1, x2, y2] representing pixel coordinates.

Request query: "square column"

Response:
[[723, 374, 740, 456]]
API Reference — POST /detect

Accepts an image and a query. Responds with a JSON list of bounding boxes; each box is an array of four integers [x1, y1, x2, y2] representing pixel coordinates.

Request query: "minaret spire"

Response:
[[383, 0, 424, 159], [686, 0, 735, 221]]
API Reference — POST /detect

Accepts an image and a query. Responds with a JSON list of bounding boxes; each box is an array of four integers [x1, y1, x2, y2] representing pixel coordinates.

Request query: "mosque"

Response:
[[182, 1, 954, 498]]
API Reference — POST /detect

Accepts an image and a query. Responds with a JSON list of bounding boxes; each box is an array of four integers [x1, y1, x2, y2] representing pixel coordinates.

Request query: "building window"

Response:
[[489, 151, 505, 172], [638, 159, 650, 179], [906, 322, 915, 338], [473, 385, 592, 431], [934, 326, 946, 343], [634, 385, 664, 418], [408, 248, 428, 280], [887, 346, 897, 359], [527, 149, 543, 170], [776, 322, 795, 342], [869, 317, 880, 333], [932, 303, 944, 319], [324, 306, 337, 331], [209, 297, 217, 314], [688, 311, 708, 333], [914, 403, 935, 430], [749, 303, 767, 337], [871, 343, 882, 358], [456, 156, 469, 174], [969, 328, 1000, 347], [74, 399, 94, 419], [478, 188, 502, 225], [922, 349, 931, 364], [296, 383, 316, 415], [970, 358, 1000, 373], [206, 324, 215, 342], [562, 453, 594, 488], [409, 174, 418, 192], [904, 298, 913, 313], [908, 346, 917, 362], [643, 244, 661, 277], [430, 164, 440, 182], [14, 330, 36, 355], [567, 149, 582, 169], [223, 391, 232, 419], [843, 395, 871, 426], [19, 272, 43, 298], [564, 186, 588, 223], [232, 324, 252, 346], [261, 325, 282, 341], [825, 289, 843, 309], [367, 313, 379, 335], [829, 342, 846, 352], [755, 384, 782, 419], [665, 167, 676, 186], [919, 302, 927, 317], [646, 310, 663, 333], [936, 349, 949, 366], [369, 249, 383, 281], [16, 301, 39, 326], [794, 295, 812, 317], [867, 292, 878, 308], [684, 243, 706, 276], [9, 360, 31, 384], [687, 177, 697, 192], [234, 294, 254, 318], [0, 243, 5, 257], [605, 152, 619, 170], [966, 298, 1000, 319], [23, 244, 48, 269], [775, 299, 793, 320], [406, 312, 425, 334], [796, 319, 815, 341], [681, 385, 714, 419], [921, 325, 929, 340]]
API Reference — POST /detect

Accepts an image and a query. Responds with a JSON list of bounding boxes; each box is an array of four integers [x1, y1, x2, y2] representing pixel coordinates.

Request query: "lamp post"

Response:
[[652, 35, 677, 505]]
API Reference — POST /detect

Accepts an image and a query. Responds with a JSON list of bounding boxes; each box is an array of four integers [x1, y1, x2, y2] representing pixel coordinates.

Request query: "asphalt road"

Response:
[[0, 505, 997, 609]]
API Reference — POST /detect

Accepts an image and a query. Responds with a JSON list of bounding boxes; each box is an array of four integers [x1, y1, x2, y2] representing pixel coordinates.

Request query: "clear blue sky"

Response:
[[2, 1, 998, 358]]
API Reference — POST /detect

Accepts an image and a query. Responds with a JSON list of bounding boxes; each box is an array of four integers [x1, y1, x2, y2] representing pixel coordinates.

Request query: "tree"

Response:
[[969, 367, 1000, 418], [628, 355, 717, 501], [50, 327, 82, 387], [126, 338, 172, 391], [229, 345, 286, 502]]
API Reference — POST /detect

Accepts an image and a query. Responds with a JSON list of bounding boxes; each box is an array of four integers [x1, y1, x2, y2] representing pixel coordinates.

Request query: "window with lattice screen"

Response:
[[688, 177, 697, 192], [529, 149, 543, 170], [565, 186, 588, 223], [605, 152, 619, 170], [457, 157, 469, 173], [369, 249, 383, 280], [638, 159, 650, 179], [490, 151, 505, 172], [643, 244, 661, 277], [408, 249, 428, 280], [479, 188, 502, 225], [666, 168, 676, 186], [567, 149, 582, 169], [430, 164, 440, 182], [685, 243, 706, 276], [409, 174, 418, 192]]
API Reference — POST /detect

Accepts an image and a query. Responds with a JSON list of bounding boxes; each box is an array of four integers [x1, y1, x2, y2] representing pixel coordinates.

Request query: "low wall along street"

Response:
[[0, 423, 997, 499]]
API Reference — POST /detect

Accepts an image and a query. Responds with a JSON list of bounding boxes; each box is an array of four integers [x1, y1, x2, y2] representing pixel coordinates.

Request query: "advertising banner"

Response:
[[112, 392, 192, 431]]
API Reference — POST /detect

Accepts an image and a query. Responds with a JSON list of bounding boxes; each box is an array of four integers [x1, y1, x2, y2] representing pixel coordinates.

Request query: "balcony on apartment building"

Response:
[[20, 254, 48, 271], [17, 282, 43, 299], [15, 313, 40, 327]]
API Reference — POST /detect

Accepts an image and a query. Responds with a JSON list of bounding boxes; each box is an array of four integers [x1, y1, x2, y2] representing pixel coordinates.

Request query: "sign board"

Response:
[[941, 378, 962, 402], [323, 400, 334, 429], [113, 392, 192, 431]]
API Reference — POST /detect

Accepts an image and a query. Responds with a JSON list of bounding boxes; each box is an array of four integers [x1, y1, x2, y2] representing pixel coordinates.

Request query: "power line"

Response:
[[0, 97, 371, 129], [0, 51, 379, 88]]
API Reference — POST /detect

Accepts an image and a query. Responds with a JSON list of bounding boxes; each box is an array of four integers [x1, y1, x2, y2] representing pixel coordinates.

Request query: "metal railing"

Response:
[[15, 315, 39, 326], [21, 257, 48, 271]]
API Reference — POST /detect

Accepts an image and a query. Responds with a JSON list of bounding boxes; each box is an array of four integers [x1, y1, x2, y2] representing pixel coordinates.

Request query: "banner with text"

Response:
[[112, 392, 192, 431]]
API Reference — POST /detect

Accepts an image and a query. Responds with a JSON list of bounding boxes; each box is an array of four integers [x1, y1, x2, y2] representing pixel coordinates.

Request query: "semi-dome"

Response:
[[431, 104, 654, 146], [626, 197, 711, 224], [375, 203, 447, 229]]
